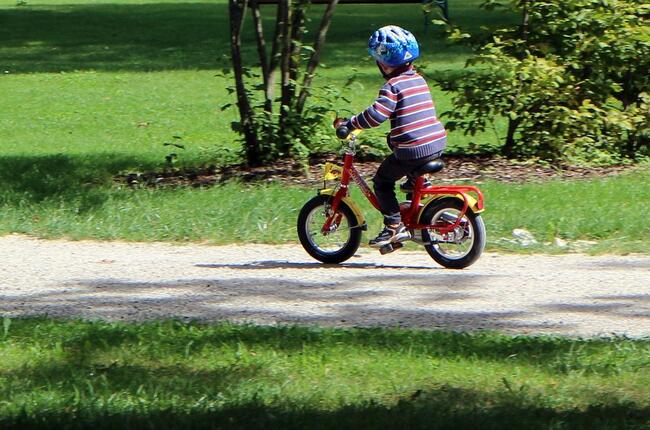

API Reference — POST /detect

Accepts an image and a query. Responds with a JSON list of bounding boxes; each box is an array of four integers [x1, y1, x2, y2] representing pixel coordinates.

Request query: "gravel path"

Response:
[[1, 234, 648, 338]]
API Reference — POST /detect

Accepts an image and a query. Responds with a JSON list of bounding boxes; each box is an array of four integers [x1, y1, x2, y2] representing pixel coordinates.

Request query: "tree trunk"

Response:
[[620, 70, 635, 110], [229, 0, 262, 166], [279, 0, 292, 110], [621, 75, 640, 159], [515, 0, 529, 60], [503, 117, 520, 158], [250, 0, 277, 145], [296, 0, 339, 114], [521, 0, 529, 41], [274, 0, 308, 155], [228, 0, 339, 164]]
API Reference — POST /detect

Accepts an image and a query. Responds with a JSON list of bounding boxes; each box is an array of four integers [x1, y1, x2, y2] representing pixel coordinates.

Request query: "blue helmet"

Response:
[[368, 25, 420, 67]]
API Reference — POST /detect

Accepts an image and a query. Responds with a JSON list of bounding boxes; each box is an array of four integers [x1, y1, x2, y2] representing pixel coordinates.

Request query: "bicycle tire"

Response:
[[297, 195, 362, 264]]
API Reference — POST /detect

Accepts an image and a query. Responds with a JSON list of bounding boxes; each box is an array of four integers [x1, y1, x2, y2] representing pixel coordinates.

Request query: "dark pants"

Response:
[[372, 152, 441, 225]]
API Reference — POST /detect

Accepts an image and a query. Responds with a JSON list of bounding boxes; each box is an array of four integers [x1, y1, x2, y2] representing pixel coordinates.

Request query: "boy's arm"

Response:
[[347, 83, 397, 130]]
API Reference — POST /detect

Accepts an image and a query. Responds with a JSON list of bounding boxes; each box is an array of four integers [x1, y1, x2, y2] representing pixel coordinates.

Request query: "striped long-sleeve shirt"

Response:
[[348, 68, 446, 160]]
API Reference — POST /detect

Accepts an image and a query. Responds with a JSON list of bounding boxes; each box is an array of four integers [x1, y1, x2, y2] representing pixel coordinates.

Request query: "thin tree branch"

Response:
[[267, 1, 284, 92], [250, 0, 269, 87], [250, 0, 276, 145], [280, 0, 291, 111], [289, 0, 308, 85], [296, 0, 339, 114], [278, 0, 291, 146], [229, 0, 261, 165]]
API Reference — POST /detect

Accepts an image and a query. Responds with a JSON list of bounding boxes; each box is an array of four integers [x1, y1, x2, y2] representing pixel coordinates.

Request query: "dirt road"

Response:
[[1, 234, 648, 337]]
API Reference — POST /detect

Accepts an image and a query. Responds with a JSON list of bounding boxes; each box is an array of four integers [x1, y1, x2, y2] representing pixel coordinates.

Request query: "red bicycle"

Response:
[[297, 124, 486, 269]]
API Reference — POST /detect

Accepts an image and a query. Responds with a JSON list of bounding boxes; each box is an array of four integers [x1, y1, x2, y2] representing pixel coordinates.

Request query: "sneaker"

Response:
[[368, 223, 411, 248], [400, 177, 432, 192]]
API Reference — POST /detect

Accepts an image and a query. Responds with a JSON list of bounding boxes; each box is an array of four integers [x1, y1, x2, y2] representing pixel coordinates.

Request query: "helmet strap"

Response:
[[376, 61, 390, 79], [377, 62, 413, 80]]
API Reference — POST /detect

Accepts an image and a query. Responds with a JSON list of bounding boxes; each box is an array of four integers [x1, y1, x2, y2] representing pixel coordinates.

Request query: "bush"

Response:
[[435, 0, 650, 163]]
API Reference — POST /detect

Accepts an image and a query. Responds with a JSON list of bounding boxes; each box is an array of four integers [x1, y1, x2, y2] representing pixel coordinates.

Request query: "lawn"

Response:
[[1, 169, 649, 253], [1, 318, 649, 429], [1, 3, 649, 428], [1, 0, 648, 253], [1, 0, 513, 166]]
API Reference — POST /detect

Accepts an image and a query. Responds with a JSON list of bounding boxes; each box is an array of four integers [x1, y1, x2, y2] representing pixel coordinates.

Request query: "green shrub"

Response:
[[435, 0, 650, 163]]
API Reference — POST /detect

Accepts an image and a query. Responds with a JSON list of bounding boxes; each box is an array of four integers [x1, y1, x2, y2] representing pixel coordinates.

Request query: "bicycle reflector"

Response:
[[323, 163, 342, 180]]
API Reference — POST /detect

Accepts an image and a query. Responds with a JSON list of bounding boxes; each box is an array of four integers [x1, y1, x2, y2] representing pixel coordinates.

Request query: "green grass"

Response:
[[0, 0, 647, 253], [0, 0, 514, 168], [2, 5, 648, 428], [0, 318, 649, 429], [1, 161, 649, 252], [482, 168, 650, 254]]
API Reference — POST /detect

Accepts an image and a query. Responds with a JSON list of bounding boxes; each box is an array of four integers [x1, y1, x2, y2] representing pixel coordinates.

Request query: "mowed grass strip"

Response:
[[1, 167, 648, 253], [0, 318, 648, 430]]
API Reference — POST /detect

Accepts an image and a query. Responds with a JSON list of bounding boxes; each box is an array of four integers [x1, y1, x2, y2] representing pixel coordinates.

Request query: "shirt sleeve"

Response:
[[348, 83, 397, 130]]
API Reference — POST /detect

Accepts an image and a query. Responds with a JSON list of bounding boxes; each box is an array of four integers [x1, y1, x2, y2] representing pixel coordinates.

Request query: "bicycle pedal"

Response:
[[379, 241, 404, 255]]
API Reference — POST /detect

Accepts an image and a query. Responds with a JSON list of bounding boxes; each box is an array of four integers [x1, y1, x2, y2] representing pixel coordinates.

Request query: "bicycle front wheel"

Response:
[[297, 195, 362, 264]]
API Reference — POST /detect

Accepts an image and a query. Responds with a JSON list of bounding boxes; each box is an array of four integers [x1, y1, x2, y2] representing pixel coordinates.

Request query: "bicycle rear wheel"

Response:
[[420, 198, 486, 269]]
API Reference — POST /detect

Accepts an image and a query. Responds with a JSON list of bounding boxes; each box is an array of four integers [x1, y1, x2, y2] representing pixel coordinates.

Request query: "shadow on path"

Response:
[[542, 293, 650, 320], [195, 260, 436, 270], [0, 272, 562, 332]]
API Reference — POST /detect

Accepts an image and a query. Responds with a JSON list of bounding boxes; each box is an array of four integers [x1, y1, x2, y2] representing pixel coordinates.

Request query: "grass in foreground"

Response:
[[0, 318, 649, 429]]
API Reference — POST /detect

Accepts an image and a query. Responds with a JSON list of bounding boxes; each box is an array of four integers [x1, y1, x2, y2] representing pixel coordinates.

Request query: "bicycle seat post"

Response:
[[414, 176, 426, 192], [405, 176, 427, 218]]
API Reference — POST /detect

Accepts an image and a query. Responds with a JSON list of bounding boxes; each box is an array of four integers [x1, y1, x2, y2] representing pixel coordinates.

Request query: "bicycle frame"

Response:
[[321, 136, 484, 236]]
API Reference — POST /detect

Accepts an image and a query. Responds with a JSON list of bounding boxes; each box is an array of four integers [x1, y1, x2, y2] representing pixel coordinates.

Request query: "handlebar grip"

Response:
[[336, 125, 350, 139]]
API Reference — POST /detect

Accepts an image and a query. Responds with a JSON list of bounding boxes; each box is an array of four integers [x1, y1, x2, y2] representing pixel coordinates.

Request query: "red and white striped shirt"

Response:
[[348, 68, 446, 160]]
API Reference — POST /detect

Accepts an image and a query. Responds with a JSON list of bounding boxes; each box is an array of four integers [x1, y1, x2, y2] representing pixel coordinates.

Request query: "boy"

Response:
[[338, 25, 447, 248]]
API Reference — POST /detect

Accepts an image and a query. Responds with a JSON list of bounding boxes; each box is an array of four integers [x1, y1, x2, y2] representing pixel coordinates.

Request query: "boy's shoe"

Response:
[[369, 223, 411, 248], [400, 177, 432, 192]]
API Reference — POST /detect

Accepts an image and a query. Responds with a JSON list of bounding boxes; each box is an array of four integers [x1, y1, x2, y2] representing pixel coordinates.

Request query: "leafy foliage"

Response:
[[224, 68, 353, 162], [228, 0, 342, 166], [435, 0, 650, 163]]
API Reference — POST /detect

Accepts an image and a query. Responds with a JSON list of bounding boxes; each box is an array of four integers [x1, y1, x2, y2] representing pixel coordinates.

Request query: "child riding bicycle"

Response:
[[336, 25, 447, 248]]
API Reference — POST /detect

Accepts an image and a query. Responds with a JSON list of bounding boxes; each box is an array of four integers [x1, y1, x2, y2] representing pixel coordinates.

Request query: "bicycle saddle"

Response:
[[411, 159, 444, 177]]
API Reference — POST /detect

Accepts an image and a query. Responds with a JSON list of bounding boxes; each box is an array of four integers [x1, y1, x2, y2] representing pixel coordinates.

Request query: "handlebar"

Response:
[[333, 120, 362, 155], [333, 119, 362, 141], [336, 125, 351, 139]]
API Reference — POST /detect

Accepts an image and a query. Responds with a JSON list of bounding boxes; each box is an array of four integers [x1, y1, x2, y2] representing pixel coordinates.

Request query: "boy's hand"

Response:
[[334, 118, 352, 139], [332, 118, 346, 129]]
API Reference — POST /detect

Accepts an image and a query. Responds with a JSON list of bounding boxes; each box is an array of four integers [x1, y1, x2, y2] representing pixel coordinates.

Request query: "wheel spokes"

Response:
[[428, 208, 474, 260], [305, 205, 352, 253]]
